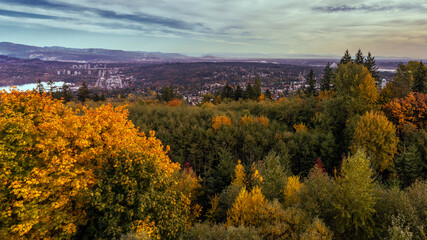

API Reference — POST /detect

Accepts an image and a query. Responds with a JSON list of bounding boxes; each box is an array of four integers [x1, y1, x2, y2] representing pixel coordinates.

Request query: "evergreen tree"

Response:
[[340, 49, 352, 64], [355, 49, 364, 65], [60, 83, 73, 102], [160, 85, 175, 102], [364, 52, 380, 86], [413, 61, 426, 93], [254, 78, 262, 99], [35, 79, 45, 94], [221, 84, 234, 99], [395, 144, 423, 188], [305, 69, 317, 96], [244, 83, 255, 100], [320, 62, 333, 91], [264, 89, 272, 100], [47, 79, 57, 93], [234, 85, 243, 100], [77, 82, 91, 103]]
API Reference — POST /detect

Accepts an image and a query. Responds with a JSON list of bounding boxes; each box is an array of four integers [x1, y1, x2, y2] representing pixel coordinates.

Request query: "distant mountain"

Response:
[[0, 42, 190, 63]]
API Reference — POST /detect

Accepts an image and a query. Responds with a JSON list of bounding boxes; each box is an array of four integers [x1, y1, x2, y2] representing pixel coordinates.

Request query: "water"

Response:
[[0, 81, 68, 92]]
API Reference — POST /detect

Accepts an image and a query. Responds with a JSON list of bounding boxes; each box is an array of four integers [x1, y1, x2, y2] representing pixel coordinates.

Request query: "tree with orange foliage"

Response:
[[383, 92, 427, 130], [0, 89, 195, 240]]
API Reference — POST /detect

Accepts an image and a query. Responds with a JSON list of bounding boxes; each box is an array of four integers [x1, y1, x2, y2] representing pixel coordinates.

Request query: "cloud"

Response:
[[0, 9, 65, 20]]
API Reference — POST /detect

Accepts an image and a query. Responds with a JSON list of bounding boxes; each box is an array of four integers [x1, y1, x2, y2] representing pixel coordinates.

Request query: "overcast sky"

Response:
[[0, 0, 426, 58]]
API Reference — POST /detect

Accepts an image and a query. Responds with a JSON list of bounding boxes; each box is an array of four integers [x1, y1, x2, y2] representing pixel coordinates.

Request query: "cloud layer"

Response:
[[0, 0, 426, 58]]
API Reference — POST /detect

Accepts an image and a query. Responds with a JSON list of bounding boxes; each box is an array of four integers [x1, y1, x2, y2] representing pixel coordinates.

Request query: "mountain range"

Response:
[[0, 42, 192, 63]]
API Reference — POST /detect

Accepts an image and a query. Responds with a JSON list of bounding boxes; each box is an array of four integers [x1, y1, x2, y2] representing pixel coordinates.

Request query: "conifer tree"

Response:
[[264, 89, 272, 100], [234, 85, 243, 100], [413, 61, 426, 93], [305, 69, 317, 96], [364, 52, 380, 86], [77, 82, 91, 102], [355, 49, 364, 65], [254, 78, 262, 99], [320, 62, 333, 91], [395, 144, 423, 187], [221, 84, 234, 99], [244, 83, 255, 100], [340, 49, 352, 64]]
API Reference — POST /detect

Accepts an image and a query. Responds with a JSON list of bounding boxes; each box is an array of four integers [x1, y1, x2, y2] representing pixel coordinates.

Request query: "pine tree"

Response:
[[77, 82, 91, 102], [340, 49, 352, 64], [265, 89, 272, 100], [254, 78, 262, 99], [35, 79, 45, 94], [395, 144, 422, 188], [234, 85, 243, 100], [364, 52, 380, 86], [60, 83, 73, 102], [305, 69, 317, 96], [355, 49, 364, 65], [221, 84, 234, 99], [413, 61, 426, 93], [320, 62, 333, 91], [244, 83, 255, 100]]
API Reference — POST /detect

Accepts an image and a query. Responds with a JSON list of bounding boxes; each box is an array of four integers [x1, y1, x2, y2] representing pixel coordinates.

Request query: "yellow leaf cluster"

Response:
[[239, 114, 254, 126], [284, 176, 303, 206], [351, 111, 398, 172], [168, 99, 182, 107], [294, 123, 308, 133], [0, 89, 180, 239], [212, 115, 232, 131], [231, 160, 246, 187], [256, 116, 269, 127], [226, 186, 266, 226]]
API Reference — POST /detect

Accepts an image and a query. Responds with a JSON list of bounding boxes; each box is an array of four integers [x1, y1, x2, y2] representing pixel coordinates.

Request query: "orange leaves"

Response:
[[212, 115, 232, 131], [0, 90, 179, 239], [383, 92, 427, 130], [168, 99, 182, 107]]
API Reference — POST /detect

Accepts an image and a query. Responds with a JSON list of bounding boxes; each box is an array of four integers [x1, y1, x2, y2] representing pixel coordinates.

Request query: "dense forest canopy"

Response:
[[1, 51, 426, 239]]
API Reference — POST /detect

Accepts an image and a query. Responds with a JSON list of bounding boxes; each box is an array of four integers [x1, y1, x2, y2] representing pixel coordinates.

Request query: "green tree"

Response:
[[355, 49, 364, 65], [58, 83, 73, 102], [413, 61, 426, 93], [364, 52, 380, 86], [35, 79, 45, 94], [253, 78, 262, 99], [221, 84, 234, 100], [340, 49, 352, 64], [320, 62, 333, 91], [305, 69, 317, 96], [244, 83, 256, 100], [257, 152, 288, 201], [264, 89, 272, 100], [77, 82, 91, 103], [160, 85, 175, 102], [234, 85, 243, 100], [395, 144, 423, 188], [332, 150, 377, 240]]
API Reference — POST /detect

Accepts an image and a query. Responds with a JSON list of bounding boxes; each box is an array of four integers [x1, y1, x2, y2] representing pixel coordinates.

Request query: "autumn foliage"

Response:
[[0, 90, 195, 239], [383, 92, 427, 130], [212, 115, 232, 131]]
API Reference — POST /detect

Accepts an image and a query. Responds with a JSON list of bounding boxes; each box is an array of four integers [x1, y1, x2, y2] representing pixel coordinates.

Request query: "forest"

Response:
[[0, 51, 426, 240]]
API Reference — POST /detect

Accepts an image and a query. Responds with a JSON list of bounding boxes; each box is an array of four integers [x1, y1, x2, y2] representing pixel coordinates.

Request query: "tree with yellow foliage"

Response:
[[351, 111, 398, 172], [231, 160, 246, 187], [212, 115, 232, 131], [0, 89, 195, 240], [226, 186, 267, 227], [284, 176, 304, 206]]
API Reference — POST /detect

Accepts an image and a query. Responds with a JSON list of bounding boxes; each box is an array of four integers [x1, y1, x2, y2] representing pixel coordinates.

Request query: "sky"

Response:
[[0, 0, 426, 58]]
